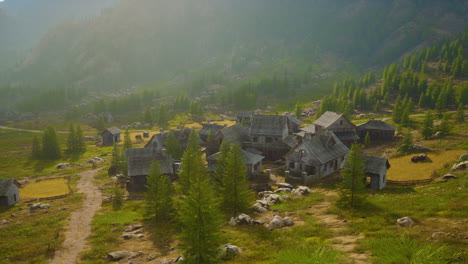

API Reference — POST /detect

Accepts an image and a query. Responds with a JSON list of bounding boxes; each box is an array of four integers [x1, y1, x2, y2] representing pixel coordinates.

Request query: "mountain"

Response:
[[0, 0, 121, 71], [3, 0, 468, 93]]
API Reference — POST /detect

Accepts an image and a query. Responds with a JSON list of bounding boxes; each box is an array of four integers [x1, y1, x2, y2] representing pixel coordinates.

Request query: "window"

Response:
[[340, 120, 343, 125], [253, 136, 258, 143], [266, 137, 272, 143], [13, 194, 17, 202], [289, 162, 295, 169]]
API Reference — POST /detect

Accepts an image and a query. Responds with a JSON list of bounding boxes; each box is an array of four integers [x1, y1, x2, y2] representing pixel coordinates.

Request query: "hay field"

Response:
[[387, 150, 466, 181], [21, 178, 70, 199]]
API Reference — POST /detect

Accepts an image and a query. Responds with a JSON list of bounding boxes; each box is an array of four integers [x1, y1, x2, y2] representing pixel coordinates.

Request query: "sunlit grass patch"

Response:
[[387, 150, 465, 181], [272, 243, 344, 264], [21, 178, 70, 199]]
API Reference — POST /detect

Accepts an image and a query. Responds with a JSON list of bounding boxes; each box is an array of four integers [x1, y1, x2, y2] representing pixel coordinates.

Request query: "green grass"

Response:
[[80, 201, 143, 264], [272, 243, 344, 264], [0, 194, 84, 264]]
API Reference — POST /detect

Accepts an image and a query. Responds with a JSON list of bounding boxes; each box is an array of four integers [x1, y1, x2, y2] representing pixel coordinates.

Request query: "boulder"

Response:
[[397, 217, 415, 227], [275, 188, 292, 194], [412, 145, 432, 152], [452, 161, 468, 171], [282, 217, 294, 227], [219, 243, 240, 260], [258, 191, 274, 199], [30, 203, 51, 211], [277, 182, 293, 189], [292, 186, 311, 196], [431, 231, 455, 240], [107, 251, 132, 261], [125, 224, 143, 232], [229, 217, 237, 226], [268, 215, 284, 230], [146, 254, 156, 261], [252, 203, 268, 213], [442, 174, 457, 180], [459, 153, 468, 161], [237, 214, 253, 225], [56, 163, 70, 169], [121, 233, 133, 240]]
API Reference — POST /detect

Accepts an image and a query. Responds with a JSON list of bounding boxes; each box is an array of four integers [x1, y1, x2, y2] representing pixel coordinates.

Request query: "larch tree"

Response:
[[123, 129, 133, 150], [164, 132, 183, 160], [177, 130, 203, 195], [111, 143, 123, 174], [31, 135, 42, 160], [421, 111, 434, 139], [66, 124, 76, 155], [214, 141, 231, 185], [338, 144, 367, 208], [42, 126, 61, 160], [75, 125, 86, 154], [145, 161, 174, 219], [221, 144, 252, 215]]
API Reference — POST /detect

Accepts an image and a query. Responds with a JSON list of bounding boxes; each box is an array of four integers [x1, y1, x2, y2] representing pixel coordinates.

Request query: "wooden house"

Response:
[[125, 148, 175, 192], [363, 156, 389, 190], [284, 130, 349, 185], [207, 149, 265, 177], [357, 120, 396, 142], [245, 115, 301, 160], [102, 127, 121, 146], [198, 123, 225, 143], [302, 111, 359, 147], [145, 128, 202, 156], [0, 179, 21, 206], [206, 124, 250, 156]]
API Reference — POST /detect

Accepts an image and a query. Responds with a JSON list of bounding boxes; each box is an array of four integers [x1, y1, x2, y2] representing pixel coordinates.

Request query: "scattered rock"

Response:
[[88, 157, 104, 164], [452, 161, 468, 171], [219, 243, 240, 260], [253, 219, 264, 225], [277, 182, 293, 189], [412, 145, 432, 152], [275, 188, 292, 194], [107, 251, 132, 261], [291, 186, 311, 196], [282, 216, 294, 227], [125, 224, 143, 232], [268, 215, 284, 230], [431, 231, 455, 240], [55, 163, 70, 169], [146, 254, 156, 261], [397, 217, 415, 227], [121, 233, 133, 240], [129, 251, 144, 259], [459, 153, 468, 161], [442, 174, 457, 180], [229, 214, 254, 226], [252, 203, 268, 213], [258, 191, 274, 199], [0, 219, 10, 225], [30, 203, 51, 211]]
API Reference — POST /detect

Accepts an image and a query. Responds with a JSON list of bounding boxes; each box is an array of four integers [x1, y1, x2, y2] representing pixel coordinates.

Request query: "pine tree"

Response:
[[66, 124, 76, 155], [364, 132, 371, 146], [221, 144, 252, 215], [164, 132, 183, 160], [145, 161, 174, 219], [456, 103, 465, 123], [144, 106, 153, 124], [177, 130, 203, 195], [176, 164, 222, 264], [31, 135, 42, 160], [392, 95, 402, 124], [214, 141, 231, 185], [111, 143, 123, 174], [338, 144, 367, 208], [75, 125, 86, 154], [123, 129, 132, 150], [42, 126, 61, 160], [421, 112, 434, 139], [397, 130, 413, 154]]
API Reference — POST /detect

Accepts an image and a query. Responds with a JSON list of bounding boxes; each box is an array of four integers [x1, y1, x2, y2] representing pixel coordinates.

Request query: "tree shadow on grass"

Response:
[[32, 160, 56, 173], [143, 217, 178, 256]]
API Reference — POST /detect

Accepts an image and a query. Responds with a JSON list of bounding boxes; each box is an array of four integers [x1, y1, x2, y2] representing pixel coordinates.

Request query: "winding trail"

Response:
[[308, 189, 370, 264], [50, 168, 102, 264]]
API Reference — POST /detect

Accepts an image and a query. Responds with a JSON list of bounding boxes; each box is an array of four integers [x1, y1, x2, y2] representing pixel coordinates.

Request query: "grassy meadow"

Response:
[[20, 178, 70, 200]]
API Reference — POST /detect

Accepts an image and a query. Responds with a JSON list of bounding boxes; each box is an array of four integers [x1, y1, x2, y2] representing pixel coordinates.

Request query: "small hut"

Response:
[[101, 127, 121, 146], [0, 179, 21, 206], [363, 156, 390, 190]]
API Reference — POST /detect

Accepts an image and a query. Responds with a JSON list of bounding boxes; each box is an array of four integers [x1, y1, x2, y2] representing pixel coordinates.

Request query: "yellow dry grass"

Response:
[[387, 150, 466, 181], [20, 178, 70, 199]]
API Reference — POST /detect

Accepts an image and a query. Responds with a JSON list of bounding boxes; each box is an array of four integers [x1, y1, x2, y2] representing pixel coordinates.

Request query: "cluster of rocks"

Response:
[[121, 122, 153, 129], [107, 251, 145, 262], [155, 256, 184, 264], [291, 186, 311, 196], [29, 203, 51, 211], [252, 192, 288, 213], [0, 219, 11, 225], [218, 243, 240, 260], [411, 145, 432, 152], [120, 224, 144, 240], [452, 161, 468, 171], [84, 135, 101, 142], [268, 215, 294, 230], [229, 213, 263, 226], [88, 157, 105, 165]]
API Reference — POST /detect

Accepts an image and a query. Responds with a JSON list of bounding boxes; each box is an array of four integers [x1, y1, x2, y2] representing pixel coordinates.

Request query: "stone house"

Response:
[[284, 130, 349, 185], [302, 111, 359, 147], [125, 148, 175, 193], [357, 120, 396, 142], [0, 179, 21, 206], [245, 115, 302, 160], [102, 127, 121, 146], [206, 149, 265, 177], [363, 155, 390, 190]]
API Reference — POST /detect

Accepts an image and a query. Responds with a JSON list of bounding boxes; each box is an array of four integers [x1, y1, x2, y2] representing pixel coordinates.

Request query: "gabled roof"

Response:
[[283, 135, 298, 148], [357, 120, 396, 131], [313, 111, 343, 128], [126, 148, 173, 176], [207, 149, 264, 170], [0, 179, 21, 196], [250, 115, 288, 136], [300, 124, 316, 134], [285, 130, 349, 164], [220, 124, 250, 144], [287, 115, 302, 126], [199, 123, 225, 137], [104, 127, 121, 135], [363, 156, 390, 176], [333, 131, 360, 141], [144, 133, 166, 148], [237, 112, 253, 118]]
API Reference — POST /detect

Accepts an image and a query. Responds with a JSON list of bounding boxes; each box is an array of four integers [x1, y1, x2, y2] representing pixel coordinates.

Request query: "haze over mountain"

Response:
[[1, 0, 467, 93]]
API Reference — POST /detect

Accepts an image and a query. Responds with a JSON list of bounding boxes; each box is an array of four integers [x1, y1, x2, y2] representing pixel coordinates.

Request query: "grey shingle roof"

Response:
[[126, 148, 173, 176], [199, 123, 225, 137], [105, 127, 121, 135], [334, 131, 360, 141], [250, 115, 288, 136], [221, 124, 250, 144], [300, 124, 316, 134], [363, 155, 390, 176], [287, 115, 302, 126], [237, 112, 253, 118], [285, 131, 349, 164], [0, 179, 20, 196], [313, 111, 343, 128], [207, 149, 264, 166], [283, 135, 298, 148], [357, 120, 396, 131]]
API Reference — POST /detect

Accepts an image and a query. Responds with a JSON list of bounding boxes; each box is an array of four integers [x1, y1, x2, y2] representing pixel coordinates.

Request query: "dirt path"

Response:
[[50, 168, 103, 264], [308, 189, 370, 264]]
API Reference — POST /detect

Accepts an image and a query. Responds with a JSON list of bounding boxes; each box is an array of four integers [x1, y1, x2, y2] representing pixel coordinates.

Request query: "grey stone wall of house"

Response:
[[102, 131, 121, 146], [0, 180, 20, 206], [367, 173, 386, 190], [357, 129, 394, 141]]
